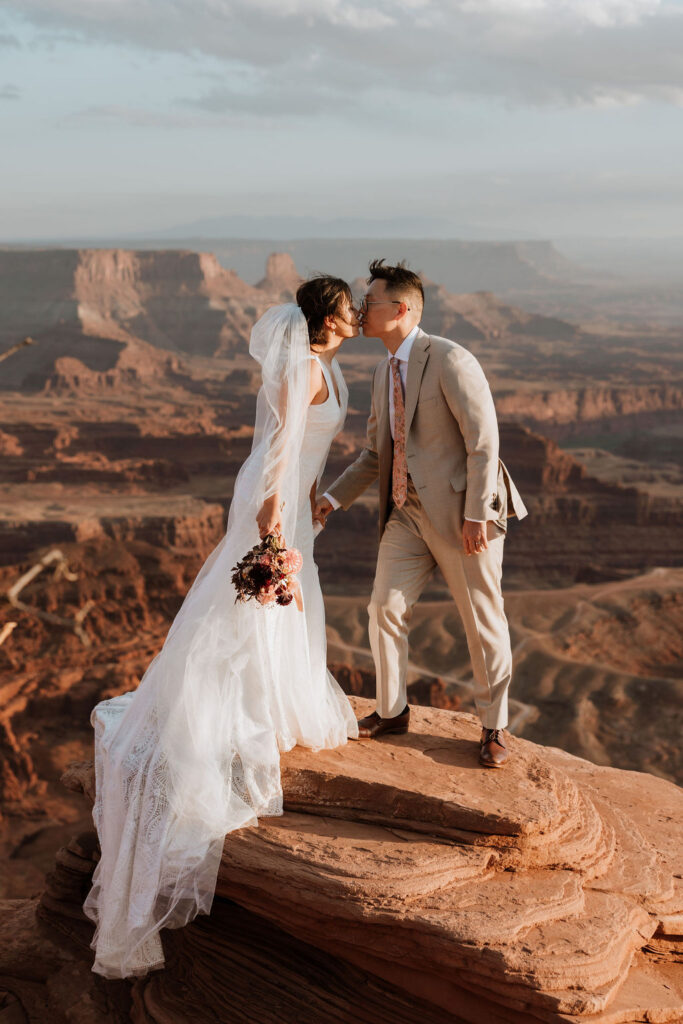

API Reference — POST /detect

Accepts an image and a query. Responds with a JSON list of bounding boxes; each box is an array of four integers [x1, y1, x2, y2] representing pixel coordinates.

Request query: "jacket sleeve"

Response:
[[325, 369, 380, 509], [439, 348, 500, 522]]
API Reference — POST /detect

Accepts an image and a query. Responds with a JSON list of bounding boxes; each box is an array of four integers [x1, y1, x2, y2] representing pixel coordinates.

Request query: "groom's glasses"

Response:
[[358, 298, 410, 313]]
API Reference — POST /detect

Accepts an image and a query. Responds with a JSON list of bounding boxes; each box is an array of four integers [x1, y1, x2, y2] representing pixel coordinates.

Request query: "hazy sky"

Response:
[[1, 0, 682, 240]]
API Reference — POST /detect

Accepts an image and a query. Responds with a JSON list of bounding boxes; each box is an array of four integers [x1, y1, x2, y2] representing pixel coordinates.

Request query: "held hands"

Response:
[[256, 494, 283, 540], [462, 520, 488, 557], [313, 497, 334, 530]]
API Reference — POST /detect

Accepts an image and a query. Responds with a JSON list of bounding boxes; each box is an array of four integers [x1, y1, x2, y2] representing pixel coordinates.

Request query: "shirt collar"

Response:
[[389, 324, 420, 363]]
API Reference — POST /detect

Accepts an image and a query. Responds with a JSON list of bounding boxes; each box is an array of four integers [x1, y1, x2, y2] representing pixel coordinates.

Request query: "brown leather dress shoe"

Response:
[[357, 705, 410, 739], [479, 728, 508, 768]]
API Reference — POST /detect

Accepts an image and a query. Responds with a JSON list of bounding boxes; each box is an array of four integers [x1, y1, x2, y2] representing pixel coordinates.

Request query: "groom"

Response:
[[316, 259, 527, 768]]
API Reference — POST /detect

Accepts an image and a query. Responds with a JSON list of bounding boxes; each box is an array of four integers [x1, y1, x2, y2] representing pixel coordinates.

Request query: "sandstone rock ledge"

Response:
[[17, 698, 683, 1023]]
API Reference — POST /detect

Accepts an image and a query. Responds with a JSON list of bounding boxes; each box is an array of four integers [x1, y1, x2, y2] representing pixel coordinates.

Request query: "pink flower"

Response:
[[280, 548, 303, 575]]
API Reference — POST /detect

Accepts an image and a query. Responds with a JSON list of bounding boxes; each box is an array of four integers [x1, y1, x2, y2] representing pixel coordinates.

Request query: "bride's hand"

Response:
[[256, 494, 283, 539], [313, 497, 333, 528]]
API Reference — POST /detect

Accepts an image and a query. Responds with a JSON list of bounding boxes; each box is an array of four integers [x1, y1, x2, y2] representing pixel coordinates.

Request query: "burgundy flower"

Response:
[[250, 563, 273, 589]]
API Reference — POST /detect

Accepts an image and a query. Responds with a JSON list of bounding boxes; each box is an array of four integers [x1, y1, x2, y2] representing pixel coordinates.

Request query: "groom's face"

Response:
[[360, 280, 400, 339]]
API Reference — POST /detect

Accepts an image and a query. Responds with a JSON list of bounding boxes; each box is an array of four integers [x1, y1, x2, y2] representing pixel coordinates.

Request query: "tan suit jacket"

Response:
[[327, 328, 527, 545]]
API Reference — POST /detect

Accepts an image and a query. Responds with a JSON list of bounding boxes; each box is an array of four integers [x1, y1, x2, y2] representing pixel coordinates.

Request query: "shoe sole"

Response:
[[358, 724, 410, 739], [479, 758, 507, 768]]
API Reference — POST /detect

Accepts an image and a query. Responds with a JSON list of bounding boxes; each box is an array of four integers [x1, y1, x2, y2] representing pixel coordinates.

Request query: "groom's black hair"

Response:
[[367, 259, 424, 311]]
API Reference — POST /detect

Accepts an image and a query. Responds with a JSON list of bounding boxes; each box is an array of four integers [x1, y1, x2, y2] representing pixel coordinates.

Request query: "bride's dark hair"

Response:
[[296, 275, 353, 349]]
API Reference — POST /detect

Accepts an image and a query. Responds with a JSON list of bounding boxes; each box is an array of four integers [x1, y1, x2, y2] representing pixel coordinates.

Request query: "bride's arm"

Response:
[[256, 377, 290, 538], [257, 359, 325, 538], [309, 480, 318, 521], [322, 365, 380, 510]]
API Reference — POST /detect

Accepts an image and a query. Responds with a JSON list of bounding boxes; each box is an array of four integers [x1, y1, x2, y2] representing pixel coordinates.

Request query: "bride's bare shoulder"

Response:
[[307, 357, 327, 405]]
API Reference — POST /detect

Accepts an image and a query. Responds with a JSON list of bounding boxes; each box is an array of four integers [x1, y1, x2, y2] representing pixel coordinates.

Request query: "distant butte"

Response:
[[256, 251, 302, 298]]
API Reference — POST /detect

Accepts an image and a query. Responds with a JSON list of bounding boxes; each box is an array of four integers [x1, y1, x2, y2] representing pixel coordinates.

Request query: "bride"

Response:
[[84, 276, 360, 979]]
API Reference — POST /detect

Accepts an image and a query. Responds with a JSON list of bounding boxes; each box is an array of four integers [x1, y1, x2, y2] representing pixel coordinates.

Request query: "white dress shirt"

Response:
[[323, 325, 482, 522]]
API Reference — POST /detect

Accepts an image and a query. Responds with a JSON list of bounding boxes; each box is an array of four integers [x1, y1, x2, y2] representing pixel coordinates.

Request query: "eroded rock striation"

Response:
[[13, 697, 681, 1024]]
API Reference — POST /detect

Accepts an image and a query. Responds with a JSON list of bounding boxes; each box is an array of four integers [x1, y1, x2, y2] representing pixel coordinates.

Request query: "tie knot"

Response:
[[390, 357, 399, 369]]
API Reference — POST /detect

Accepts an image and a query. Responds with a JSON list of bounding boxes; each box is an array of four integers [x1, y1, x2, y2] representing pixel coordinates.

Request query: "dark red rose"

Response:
[[250, 563, 273, 589]]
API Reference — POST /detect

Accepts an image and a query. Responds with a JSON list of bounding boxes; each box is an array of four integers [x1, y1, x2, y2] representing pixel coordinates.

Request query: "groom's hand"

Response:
[[313, 498, 334, 528], [462, 520, 488, 556]]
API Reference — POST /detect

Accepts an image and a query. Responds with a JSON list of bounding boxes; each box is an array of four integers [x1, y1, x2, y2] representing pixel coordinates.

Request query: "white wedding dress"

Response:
[[84, 305, 358, 979]]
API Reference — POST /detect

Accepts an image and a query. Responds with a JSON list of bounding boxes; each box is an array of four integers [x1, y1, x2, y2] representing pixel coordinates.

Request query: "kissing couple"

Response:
[[84, 259, 528, 979]]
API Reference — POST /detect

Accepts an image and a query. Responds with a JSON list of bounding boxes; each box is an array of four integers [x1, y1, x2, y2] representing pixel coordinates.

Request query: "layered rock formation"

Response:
[[495, 423, 682, 585], [0, 247, 295, 391], [420, 283, 582, 344], [2, 698, 680, 1023], [496, 384, 683, 431]]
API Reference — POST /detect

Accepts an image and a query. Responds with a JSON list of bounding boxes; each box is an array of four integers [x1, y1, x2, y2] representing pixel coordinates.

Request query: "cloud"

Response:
[[66, 104, 196, 128], [0, 32, 21, 48], [180, 86, 334, 118], [5, 0, 683, 113], [459, 0, 660, 29], [0, 83, 20, 99], [65, 99, 294, 129]]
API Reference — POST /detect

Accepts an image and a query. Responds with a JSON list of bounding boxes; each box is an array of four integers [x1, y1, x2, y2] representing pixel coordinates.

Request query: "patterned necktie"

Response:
[[390, 357, 408, 508]]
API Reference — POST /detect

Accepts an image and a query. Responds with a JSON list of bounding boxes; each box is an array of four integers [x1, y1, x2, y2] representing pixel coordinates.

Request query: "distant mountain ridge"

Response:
[[150, 237, 589, 294]]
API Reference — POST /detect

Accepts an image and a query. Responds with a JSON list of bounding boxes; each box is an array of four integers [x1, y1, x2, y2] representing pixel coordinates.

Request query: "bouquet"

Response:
[[231, 533, 304, 611]]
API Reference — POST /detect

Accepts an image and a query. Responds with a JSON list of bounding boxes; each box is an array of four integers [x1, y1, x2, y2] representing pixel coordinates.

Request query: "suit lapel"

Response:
[[404, 329, 430, 434]]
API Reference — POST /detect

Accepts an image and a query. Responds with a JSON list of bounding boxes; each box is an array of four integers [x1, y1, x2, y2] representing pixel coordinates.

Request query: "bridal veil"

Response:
[[84, 304, 316, 977]]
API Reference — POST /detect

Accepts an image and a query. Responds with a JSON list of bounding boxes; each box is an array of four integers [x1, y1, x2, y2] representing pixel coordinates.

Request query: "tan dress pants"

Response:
[[368, 478, 511, 729]]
